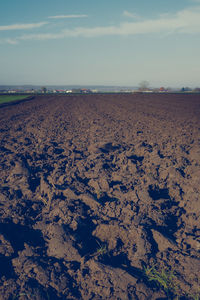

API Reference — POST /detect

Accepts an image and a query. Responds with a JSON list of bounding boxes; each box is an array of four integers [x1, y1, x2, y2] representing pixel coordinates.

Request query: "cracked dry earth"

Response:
[[0, 93, 200, 300]]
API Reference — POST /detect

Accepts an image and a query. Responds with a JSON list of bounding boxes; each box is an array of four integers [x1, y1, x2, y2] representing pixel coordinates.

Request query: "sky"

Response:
[[0, 0, 200, 87]]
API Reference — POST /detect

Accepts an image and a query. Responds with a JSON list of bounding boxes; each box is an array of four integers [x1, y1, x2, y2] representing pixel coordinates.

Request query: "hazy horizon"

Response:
[[0, 84, 194, 90]]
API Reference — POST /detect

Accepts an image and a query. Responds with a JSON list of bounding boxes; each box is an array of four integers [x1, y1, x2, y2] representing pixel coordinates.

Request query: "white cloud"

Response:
[[19, 32, 64, 41], [5, 38, 18, 45], [175, 6, 200, 33], [0, 22, 48, 31], [0, 38, 18, 44], [19, 6, 200, 40], [48, 14, 88, 19], [123, 10, 141, 19], [2, 5, 200, 44]]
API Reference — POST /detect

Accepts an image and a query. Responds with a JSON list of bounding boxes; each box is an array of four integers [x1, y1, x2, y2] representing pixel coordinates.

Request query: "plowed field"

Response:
[[0, 93, 200, 299]]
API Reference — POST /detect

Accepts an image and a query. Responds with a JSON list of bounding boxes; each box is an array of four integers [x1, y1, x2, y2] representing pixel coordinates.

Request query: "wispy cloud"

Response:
[[0, 38, 18, 45], [2, 5, 200, 44], [5, 38, 18, 45], [123, 10, 141, 19], [48, 14, 88, 19], [19, 6, 200, 40], [0, 22, 48, 31]]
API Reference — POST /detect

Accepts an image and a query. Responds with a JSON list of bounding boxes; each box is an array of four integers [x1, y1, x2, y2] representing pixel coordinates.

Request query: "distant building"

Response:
[[159, 87, 166, 92], [80, 88, 92, 93], [8, 90, 17, 94]]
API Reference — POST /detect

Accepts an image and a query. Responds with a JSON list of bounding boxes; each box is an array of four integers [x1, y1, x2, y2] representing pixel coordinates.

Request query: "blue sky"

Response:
[[1, 0, 200, 87]]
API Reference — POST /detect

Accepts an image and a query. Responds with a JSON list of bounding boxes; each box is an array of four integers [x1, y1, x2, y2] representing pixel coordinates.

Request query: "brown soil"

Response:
[[0, 93, 200, 300]]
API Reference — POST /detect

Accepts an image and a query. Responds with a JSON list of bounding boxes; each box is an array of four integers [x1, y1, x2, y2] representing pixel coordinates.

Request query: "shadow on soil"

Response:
[[0, 222, 45, 253]]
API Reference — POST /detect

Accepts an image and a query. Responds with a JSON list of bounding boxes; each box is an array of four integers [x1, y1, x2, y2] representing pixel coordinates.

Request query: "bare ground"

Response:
[[0, 93, 200, 299]]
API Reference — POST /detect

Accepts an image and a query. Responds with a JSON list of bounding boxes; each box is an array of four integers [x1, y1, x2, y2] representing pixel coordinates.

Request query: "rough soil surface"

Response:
[[0, 93, 200, 300]]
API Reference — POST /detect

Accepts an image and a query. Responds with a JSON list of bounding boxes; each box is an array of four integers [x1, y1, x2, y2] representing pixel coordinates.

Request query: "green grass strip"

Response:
[[0, 95, 30, 104]]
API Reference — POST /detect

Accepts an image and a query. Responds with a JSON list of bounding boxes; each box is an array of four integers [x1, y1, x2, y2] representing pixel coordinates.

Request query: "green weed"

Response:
[[144, 264, 178, 297], [96, 244, 107, 256], [189, 292, 200, 300], [90, 241, 108, 258]]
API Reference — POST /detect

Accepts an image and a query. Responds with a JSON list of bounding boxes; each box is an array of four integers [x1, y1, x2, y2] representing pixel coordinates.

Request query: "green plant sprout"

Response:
[[144, 264, 178, 296], [189, 293, 200, 300], [91, 241, 108, 258], [96, 244, 107, 256], [144, 264, 200, 299]]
